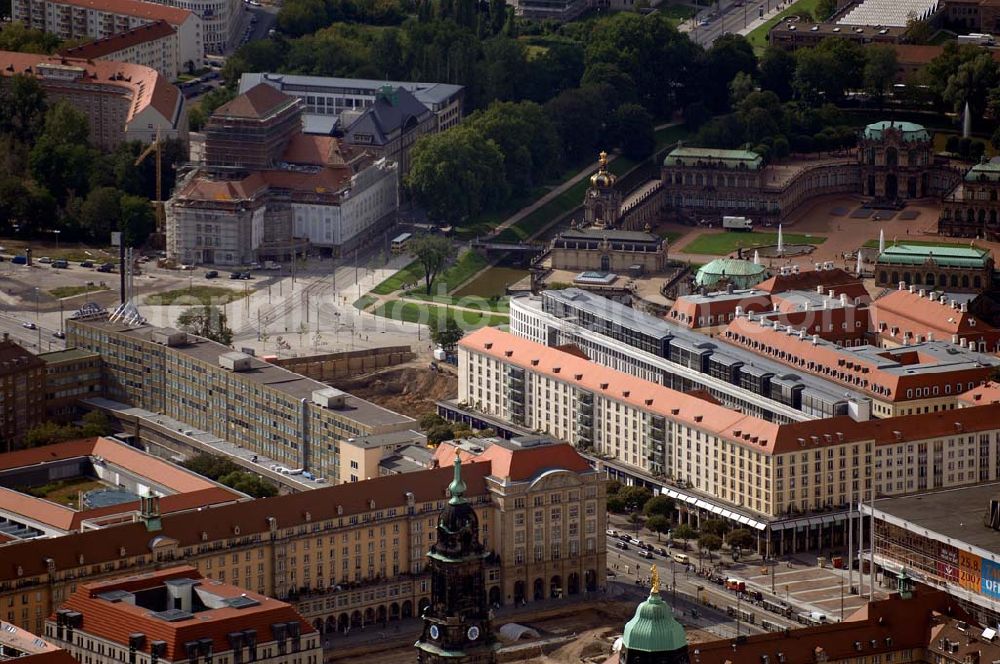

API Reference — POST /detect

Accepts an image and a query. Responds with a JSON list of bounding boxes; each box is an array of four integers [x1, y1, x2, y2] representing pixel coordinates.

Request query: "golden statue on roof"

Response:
[[650, 564, 660, 594], [590, 150, 616, 189]]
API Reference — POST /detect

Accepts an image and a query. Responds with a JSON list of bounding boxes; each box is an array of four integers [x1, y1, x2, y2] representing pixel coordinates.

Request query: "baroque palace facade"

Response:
[[633, 120, 984, 230], [0, 441, 605, 639]]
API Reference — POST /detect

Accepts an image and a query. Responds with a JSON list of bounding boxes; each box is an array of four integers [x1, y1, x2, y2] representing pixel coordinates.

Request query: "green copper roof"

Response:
[[448, 451, 467, 505], [664, 146, 763, 171], [695, 258, 766, 289], [876, 244, 991, 268], [965, 158, 1000, 182], [622, 587, 687, 653], [863, 121, 930, 143]]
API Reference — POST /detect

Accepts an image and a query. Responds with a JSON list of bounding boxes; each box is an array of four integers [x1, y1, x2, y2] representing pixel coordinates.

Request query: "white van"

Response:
[[672, 553, 690, 564]]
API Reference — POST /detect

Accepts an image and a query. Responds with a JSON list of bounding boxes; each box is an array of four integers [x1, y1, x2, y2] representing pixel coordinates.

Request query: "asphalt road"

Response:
[[684, 0, 789, 46], [605, 537, 800, 636]]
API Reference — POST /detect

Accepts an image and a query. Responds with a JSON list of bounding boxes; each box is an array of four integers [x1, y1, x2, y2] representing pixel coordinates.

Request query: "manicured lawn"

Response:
[[659, 2, 697, 26], [862, 239, 969, 249], [371, 300, 509, 329], [145, 285, 247, 306], [404, 292, 510, 313], [746, 0, 821, 51], [48, 284, 110, 299], [497, 154, 644, 242], [680, 231, 827, 255], [370, 259, 423, 295], [661, 230, 687, 245], [403, 250, 489, 296], [353, 294, 377, 311], [371, 251, 490, 302]]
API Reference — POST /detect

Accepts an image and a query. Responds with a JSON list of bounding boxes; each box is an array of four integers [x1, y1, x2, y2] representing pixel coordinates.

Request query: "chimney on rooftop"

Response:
[[735, 305, 743, 317], [828, 289, 835, 298], [812, 334, 819, 345], [927, 332, 934, 342], [953, 334, 960, 344], [817, 285, 824, 294], [799, 329, 806, 340], [840, 293, 847, 306], [919, 289, 926, 298], [961, 302, 969, 312], [909, 285, 916, 293], [899, 281, 906, 290]]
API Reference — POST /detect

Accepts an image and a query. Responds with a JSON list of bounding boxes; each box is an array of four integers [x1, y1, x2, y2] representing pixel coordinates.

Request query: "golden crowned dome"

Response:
[[590, 151, 616, 188]]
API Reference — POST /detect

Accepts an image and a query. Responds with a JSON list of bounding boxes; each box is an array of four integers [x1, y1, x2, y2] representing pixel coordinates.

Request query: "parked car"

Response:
[[80, 260, 94, 268], [240, 271, 252, 280], [230, 271, 242, 279], [615, 541, 629, 551], [51, 259, 68, 268], [205, 270, 219, 279], [21, 322, 36, 329], [656, 547, 669, 557], [97, 263, 115, 273], [639, 550, 654, 560], [606, 529, 617, 537], [53, 331, 65, 339]]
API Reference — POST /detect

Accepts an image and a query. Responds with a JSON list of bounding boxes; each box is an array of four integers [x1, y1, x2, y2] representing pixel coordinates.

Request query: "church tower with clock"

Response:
[[415, 452, 496, 664]]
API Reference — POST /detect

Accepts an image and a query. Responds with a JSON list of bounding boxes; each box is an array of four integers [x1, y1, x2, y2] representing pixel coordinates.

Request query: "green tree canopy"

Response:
[[29, 101, 94, 204], [467, 100, 560, 195], [618, 485, 653, 512], [758, 46, 795, 101], [726, 528, 755, 550], [673, 523, 698, 540], [177, 306, 234, 345], [700, 33, 757, 111], [643, 494, 675, 518], [431, 316, 464, 351], [409, 235, 455, 294], [698, 533, 723, 555], [584, 13, 701, 117], [863, 45, 898, 103], [610, 102, 655, 159], [406, 128, 508, 224], [646, 514, 672, 540]]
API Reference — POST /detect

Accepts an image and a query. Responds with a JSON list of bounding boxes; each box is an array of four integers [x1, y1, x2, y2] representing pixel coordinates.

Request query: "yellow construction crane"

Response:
[[134, 128, 164, 237]]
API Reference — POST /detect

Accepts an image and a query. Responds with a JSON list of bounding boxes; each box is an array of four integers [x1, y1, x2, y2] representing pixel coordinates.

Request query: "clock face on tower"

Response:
[[429, 625, 440, 640], [467, 626, 480, 641]]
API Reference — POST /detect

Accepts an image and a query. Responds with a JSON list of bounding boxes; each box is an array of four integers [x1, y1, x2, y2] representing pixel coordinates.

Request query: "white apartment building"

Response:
[[0, 52, 186, 150], [458, 325, 1000, 554], [167, 157, 397, 265], [11, 0, 203, 69], [59, 19, 181, 81], [292, 158, 399, 248], [150, 0, 241, 53]]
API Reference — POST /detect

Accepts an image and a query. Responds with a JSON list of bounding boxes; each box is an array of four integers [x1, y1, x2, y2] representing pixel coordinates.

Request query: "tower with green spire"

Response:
[[415, 451, 496, 664], [620, 566, 690, 664]]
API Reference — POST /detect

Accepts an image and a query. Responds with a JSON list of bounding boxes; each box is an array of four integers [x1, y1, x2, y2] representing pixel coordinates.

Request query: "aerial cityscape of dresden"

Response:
[[6, 0, 1000, 659]]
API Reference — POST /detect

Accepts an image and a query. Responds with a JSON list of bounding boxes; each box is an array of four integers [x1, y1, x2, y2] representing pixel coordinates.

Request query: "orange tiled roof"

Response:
[[282, 134, 356, 167], [958, 381, 1000, 406], [870, 288, 1000, 346], [0, 437, 220, 493], [0, 463, 490, 580], [214, 83, 297, 120], [459, 326, 781, 452], [59, 566, 314, 660], [433, 441, 593, 481], [0, 51, 180, 124], [754, 268, 870, 302], [460, 326, 1000, 454], [59, 20, 176, 61], [692, 589, 971, 664], [723, 316, 996, 401], [34, 0, 191, 23]]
